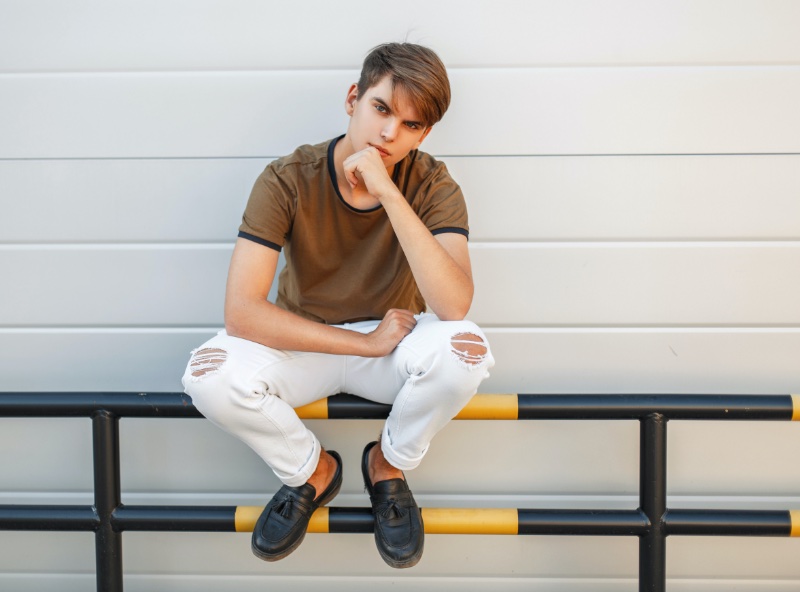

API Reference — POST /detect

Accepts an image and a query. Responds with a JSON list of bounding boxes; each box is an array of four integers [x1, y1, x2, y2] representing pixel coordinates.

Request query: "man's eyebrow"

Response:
[[371, 96, 423, 127], [371, 96, 391, 111]]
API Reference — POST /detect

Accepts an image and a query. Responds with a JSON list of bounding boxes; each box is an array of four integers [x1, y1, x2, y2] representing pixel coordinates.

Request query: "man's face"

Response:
[[345, 75, 432, 169]]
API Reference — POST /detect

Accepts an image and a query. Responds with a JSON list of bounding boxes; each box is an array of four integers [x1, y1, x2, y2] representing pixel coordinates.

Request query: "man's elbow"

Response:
[[439, 308, 469, 322], [224, 315, 245, 340], [433, 294, 473, 322], [224, 301, 251, 340]]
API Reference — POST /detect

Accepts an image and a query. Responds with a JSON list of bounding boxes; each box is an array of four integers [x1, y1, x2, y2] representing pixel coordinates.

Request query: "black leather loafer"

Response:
[[361, 441, 424, 568], [251, 450, 342, 562]]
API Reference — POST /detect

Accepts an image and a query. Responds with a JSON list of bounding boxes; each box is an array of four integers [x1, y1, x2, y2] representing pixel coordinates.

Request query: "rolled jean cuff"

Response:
[[380, 423, 427, 472], [277, 434, 321, 487]]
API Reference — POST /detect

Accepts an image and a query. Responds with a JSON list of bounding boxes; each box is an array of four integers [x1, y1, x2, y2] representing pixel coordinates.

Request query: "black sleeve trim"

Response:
[[238, 231, 282, 252], [431, 227, 469, 239]]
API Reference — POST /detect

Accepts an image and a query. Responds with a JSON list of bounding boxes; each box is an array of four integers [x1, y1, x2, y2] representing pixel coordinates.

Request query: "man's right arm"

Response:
[[224, 238, 415, 357]]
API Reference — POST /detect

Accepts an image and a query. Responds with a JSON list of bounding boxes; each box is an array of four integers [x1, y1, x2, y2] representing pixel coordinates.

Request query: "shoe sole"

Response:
[[251, 531, 307, 562], [376, 540, 424, 569]]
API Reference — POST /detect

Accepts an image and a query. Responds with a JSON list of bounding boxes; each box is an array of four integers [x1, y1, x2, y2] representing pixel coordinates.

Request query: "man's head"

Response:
[[356, 43, 451, 129]]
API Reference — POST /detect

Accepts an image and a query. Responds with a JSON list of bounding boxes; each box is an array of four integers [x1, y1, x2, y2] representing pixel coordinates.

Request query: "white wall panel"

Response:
[[0, 533, 95, 573], [2, 329, 799, 394], [0, 330, 213, 391], [119, 533, 630, 578], [469, 243, 800, 326], [0, 402, 642, 495], [3, 68, 800, 159], [454, 155, 800, 241], [1, 0, 799, 72], [1, 574, 800, 592], [0, 159, 262, 243], [4, 155, 800, 243], [0, 246, 230, 326], [3, 0, 800, 587], [0, 528, 799, 582], [4, 413, 800, 497], [2, 575, 800, 592], [669, 538, 800, 579], [437, 68, 800, 156], [485, 329, 800, 395], [3, 244, 797, 326], [0, 532, 638, 579], [1, 71, 353, 159]]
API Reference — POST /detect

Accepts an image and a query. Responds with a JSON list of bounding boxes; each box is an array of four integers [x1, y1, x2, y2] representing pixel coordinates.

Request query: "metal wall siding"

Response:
[[2, 0, 800, 588]]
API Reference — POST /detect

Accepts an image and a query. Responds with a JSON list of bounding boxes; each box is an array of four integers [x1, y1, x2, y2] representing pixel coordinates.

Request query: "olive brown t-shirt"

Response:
[[238, 136, 469, 325]]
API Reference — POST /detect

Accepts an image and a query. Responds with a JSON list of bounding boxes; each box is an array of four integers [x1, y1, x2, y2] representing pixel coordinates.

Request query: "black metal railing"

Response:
[[0, 392, 797, 592]]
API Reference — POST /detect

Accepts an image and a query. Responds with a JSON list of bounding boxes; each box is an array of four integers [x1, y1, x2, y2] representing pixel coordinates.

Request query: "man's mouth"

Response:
[[370, 144, 391, 157]]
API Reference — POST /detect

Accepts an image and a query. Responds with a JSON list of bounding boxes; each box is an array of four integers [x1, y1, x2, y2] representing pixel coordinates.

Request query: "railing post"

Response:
[[639, 412, 667, 592], [92, 410, 123, 592]]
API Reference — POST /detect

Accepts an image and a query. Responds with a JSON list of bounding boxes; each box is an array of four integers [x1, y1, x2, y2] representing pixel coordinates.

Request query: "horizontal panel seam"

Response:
[[2, 327, 800, 334], [3, 153, 800, 162], [4, 492, 800, 504], [2, 241, 800, 250], [2, 64, 800, 77]]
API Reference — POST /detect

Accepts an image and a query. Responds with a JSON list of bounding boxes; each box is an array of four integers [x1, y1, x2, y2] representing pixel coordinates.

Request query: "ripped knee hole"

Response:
[[189, 348, 228, 378], [450, 332, 488, 366]]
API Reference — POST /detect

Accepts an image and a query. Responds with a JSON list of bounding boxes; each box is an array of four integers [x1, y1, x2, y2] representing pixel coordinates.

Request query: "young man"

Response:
[[182, 43, 494, 568]]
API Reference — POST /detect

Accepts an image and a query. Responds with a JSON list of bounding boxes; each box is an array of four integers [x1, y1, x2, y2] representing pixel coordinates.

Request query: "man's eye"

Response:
[[406, 123, 419, 130], [375, 104, 387, 113]]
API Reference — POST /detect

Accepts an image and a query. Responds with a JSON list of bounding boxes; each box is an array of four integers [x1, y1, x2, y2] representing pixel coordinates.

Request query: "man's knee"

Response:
[[182, 347, 237, 417], [449, 332, 489, 367], [187, 348, 228, 380]]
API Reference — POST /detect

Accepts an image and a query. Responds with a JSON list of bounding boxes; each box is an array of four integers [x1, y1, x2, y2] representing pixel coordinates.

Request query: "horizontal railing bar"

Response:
[[665, 509, 797, 536], [113, 505, 236, 532], [517, 509, 648, 535], [125, 505, 650, 535], [0, 392, 796, 421], [0, 392, 200, 418], [0, 505, 97, 531], [3, 504, 798, 538], [517, 394, 796, 420]]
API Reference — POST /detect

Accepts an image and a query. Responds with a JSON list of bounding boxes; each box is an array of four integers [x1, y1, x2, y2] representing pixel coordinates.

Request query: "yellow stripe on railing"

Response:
[[295, 394, 520, 420], [421, 508, 518, 534], [454, 394, 518, 420], [307, 507, 329, 533], [792, 395, 800, 421], [295, 398, 329, 419], [234, 505, 262, 533], [234, 506, 519, 534], [235, 506, 329, 533], [791, 510, 800, 537]]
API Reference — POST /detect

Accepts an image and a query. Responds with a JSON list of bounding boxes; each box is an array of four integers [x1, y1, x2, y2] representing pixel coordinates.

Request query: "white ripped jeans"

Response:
[[181, 314, 494, 487]]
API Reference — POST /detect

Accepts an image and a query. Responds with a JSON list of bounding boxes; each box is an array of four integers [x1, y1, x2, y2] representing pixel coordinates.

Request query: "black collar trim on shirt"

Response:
[[327, 135, 404, 214]]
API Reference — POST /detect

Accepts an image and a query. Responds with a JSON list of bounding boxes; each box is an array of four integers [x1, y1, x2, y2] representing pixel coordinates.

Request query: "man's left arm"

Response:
[[384, 196, 474, 320], [344, 147, 474, 320]]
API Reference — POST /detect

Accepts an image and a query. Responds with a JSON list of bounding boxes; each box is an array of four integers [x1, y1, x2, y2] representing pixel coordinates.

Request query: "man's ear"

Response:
[[414, 126, 433, 149], [345, 83, 359, 116]]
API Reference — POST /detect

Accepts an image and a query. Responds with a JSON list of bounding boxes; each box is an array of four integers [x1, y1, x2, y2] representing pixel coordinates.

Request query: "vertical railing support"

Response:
[[639, 412, 667, 592], [92, 410, 123, 592]]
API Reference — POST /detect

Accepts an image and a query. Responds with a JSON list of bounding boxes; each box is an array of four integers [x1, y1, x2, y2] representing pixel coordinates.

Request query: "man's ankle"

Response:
[[369, 442, 404, 484], [306, 449, 333, 498]]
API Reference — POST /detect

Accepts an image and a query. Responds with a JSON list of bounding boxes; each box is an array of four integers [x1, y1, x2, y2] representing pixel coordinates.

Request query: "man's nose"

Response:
[[381, 119, 400, 141]]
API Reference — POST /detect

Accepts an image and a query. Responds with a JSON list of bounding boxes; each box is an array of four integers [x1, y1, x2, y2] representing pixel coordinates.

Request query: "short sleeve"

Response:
[[415, 162, 469, 239], [237, 161, 297, 251]]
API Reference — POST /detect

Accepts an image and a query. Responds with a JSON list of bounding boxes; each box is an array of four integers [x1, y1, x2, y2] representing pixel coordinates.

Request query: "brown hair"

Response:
[[357, 43, 451, 128]]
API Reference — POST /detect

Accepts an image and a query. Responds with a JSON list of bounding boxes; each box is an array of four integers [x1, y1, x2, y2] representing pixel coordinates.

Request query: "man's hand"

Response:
[[361, 308, 417, 357], [343, 147, 399, 205]]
